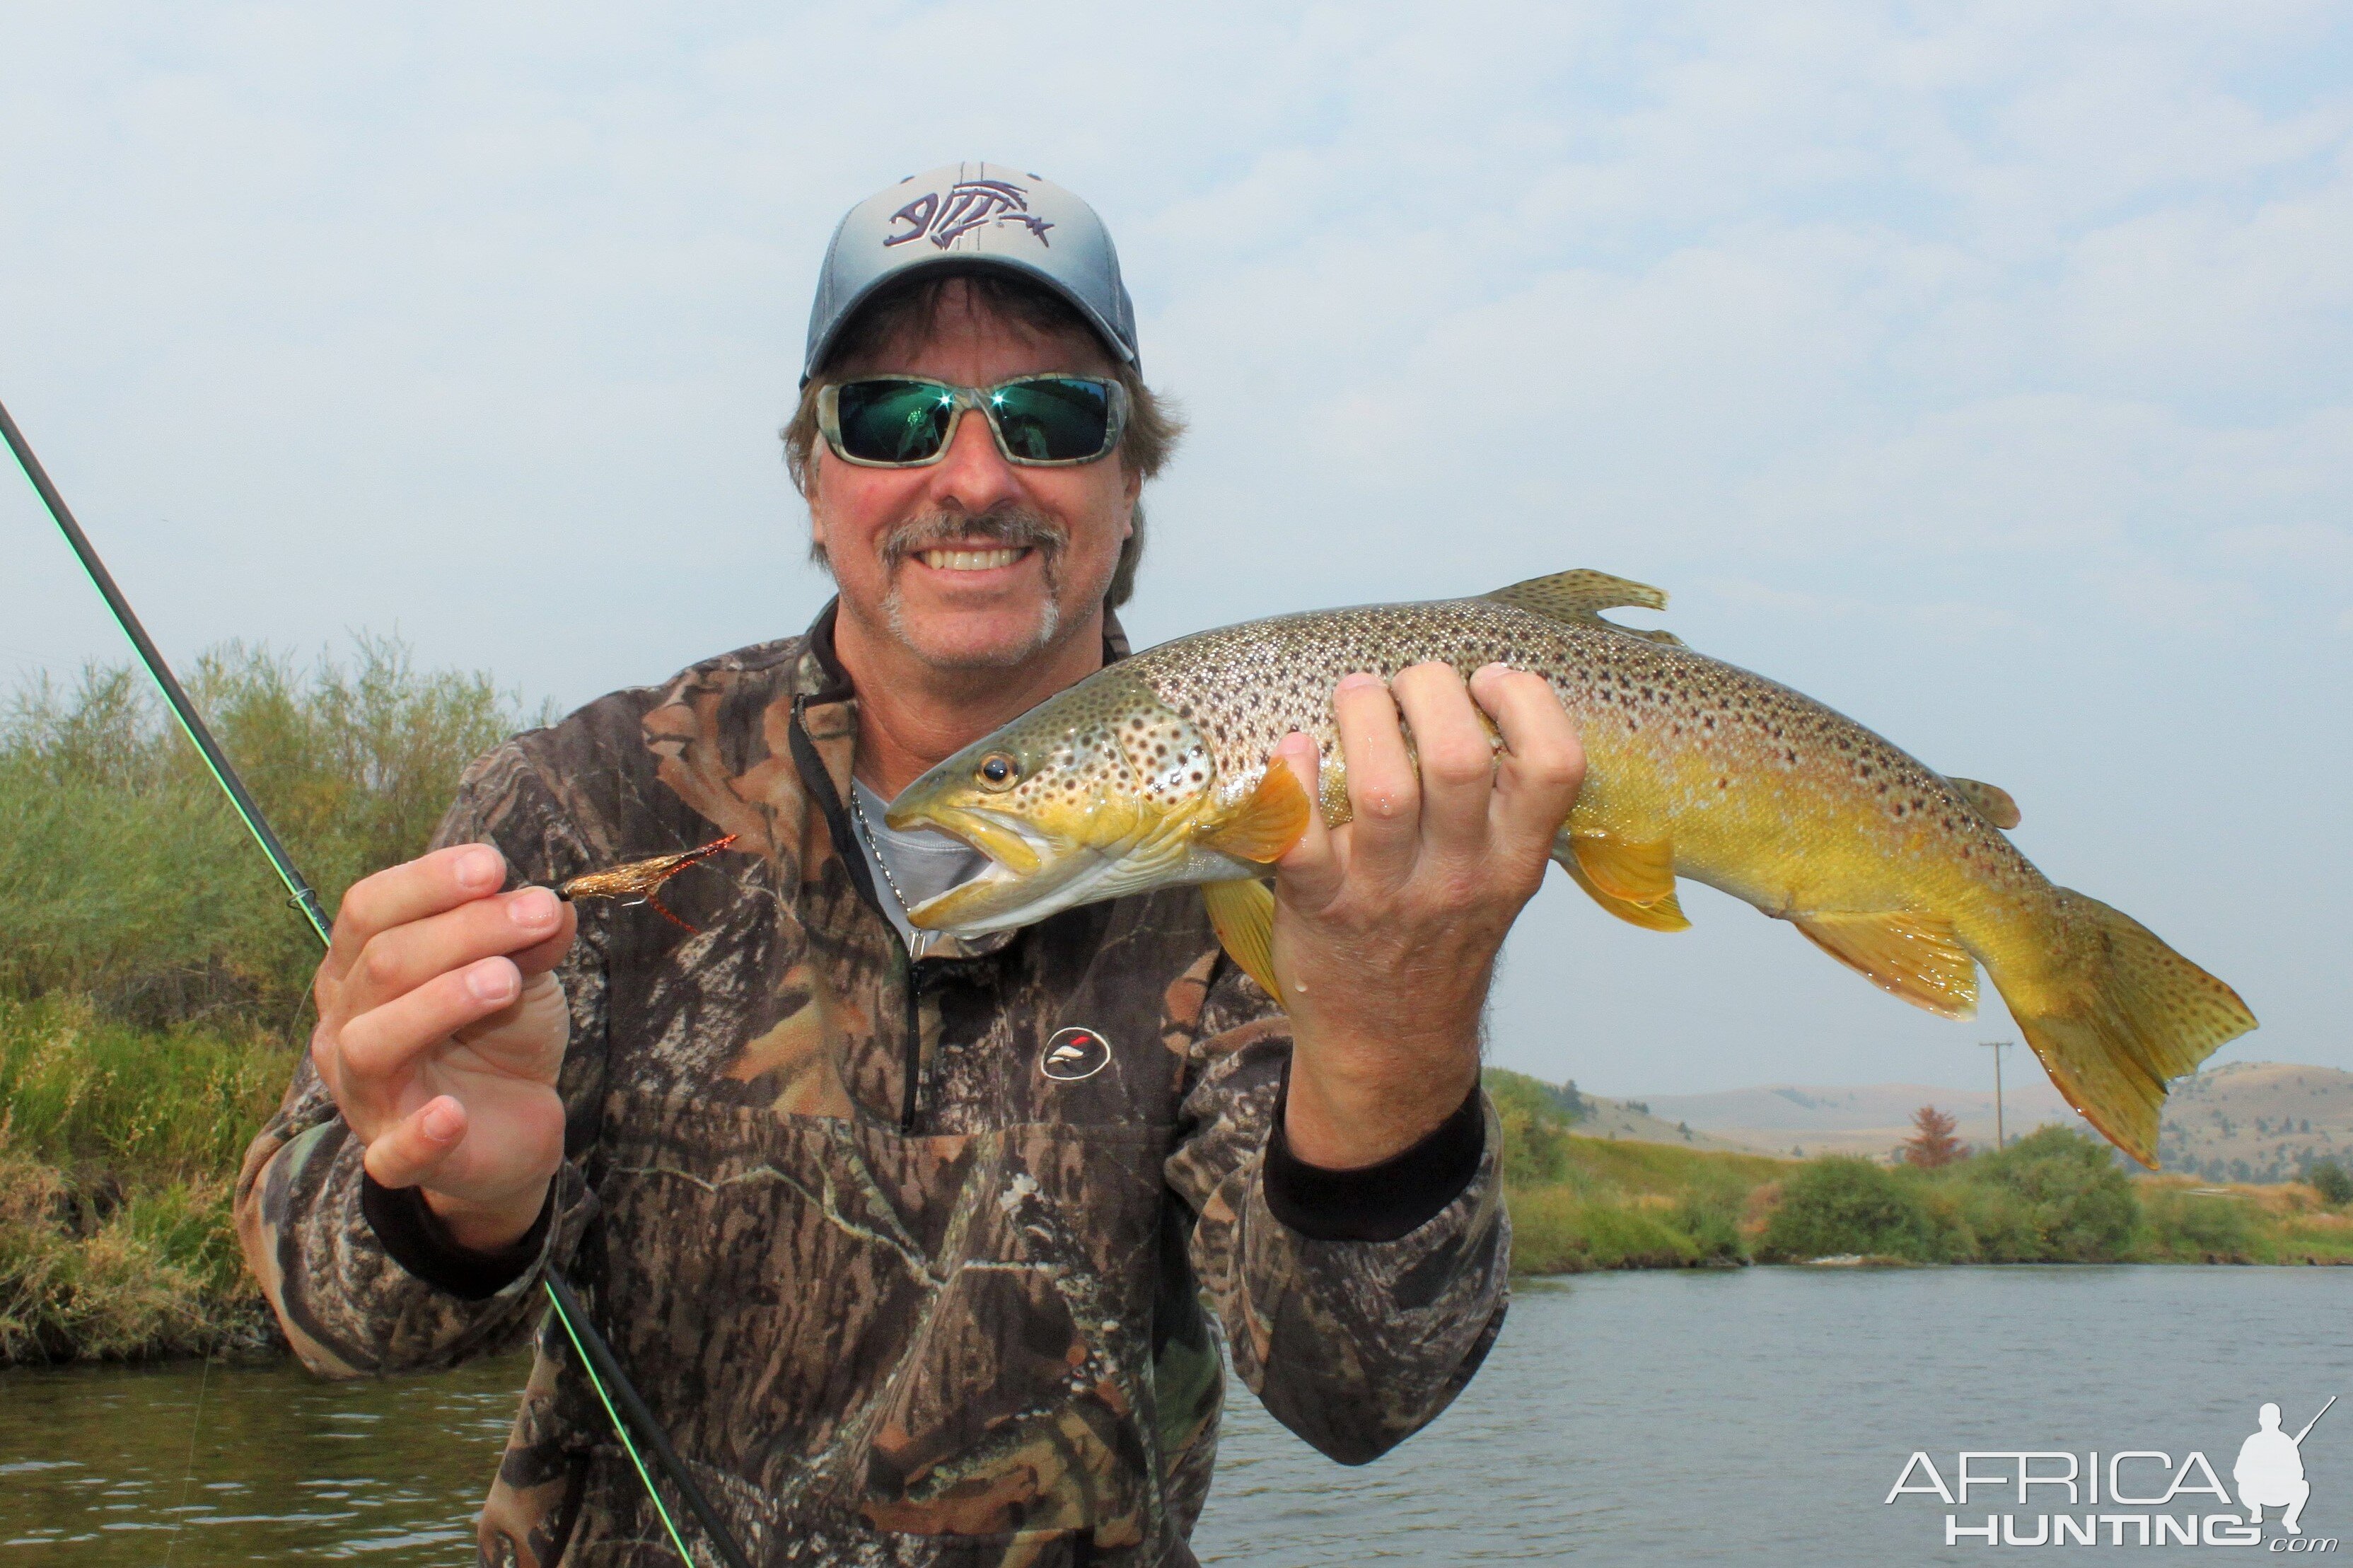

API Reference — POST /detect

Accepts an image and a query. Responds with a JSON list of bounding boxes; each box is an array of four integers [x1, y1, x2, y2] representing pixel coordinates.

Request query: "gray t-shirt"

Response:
[[849, 778, 992, 959]]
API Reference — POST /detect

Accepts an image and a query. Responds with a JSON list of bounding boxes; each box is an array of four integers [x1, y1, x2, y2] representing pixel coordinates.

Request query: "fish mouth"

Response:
[[894, 806, 1130, 934]]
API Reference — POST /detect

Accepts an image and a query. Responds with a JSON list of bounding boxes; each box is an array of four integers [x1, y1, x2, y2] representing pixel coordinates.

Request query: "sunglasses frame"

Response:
[[815, 373, 1129, 470]]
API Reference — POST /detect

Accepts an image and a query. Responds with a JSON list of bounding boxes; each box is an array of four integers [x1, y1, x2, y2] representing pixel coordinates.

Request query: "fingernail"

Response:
[[458, 847, 501, 890], [422, 1099, 463, 1142], [467, 962, 517, 1003], [1337, 672, 1382, 692], [511, 888, 559, 927]]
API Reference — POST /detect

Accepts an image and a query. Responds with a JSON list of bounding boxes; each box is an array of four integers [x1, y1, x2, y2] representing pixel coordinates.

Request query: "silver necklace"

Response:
[[847, 784, 912, 914]]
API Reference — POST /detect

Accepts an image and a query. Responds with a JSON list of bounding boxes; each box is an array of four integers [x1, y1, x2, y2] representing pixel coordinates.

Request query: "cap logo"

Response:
[[1040, 1026, 1111, 1082], [885, 179, 1054, 250]]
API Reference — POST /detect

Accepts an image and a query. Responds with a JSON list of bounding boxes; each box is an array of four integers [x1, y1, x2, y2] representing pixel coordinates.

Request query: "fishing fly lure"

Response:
[[557, 835, 738, 931]]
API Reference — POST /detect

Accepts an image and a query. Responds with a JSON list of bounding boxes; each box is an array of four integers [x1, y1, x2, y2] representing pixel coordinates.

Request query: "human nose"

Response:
[[924, 397, 1028, 516]]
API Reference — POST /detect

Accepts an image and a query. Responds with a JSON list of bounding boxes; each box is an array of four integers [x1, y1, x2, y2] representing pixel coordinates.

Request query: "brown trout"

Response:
[[885, 569, 2254, 1166]]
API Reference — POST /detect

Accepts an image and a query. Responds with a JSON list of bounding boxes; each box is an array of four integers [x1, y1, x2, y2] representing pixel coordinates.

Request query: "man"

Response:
[[236, 162, 1583, 1567], [2234, 1403, 2312, 1535]]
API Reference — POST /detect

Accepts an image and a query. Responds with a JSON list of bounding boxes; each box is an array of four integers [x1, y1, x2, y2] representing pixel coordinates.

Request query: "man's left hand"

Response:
[[1271, 662, 1584, 1170]]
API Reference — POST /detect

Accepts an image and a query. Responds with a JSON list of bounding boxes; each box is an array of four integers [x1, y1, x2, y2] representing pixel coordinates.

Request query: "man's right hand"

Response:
[[310, 843, 577, 1253]]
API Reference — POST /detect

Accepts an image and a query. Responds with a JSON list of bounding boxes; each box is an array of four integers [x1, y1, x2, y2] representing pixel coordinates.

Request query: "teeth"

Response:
[[920, 547, 1023, 571]]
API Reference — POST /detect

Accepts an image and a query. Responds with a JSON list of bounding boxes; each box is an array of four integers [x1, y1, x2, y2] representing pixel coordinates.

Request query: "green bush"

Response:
[[1964, 1127, 2139, 1262], [2308, 1160, 2353, 1207], [1760, 1156, 1940, 1261], [0, 639, 540, 1032]]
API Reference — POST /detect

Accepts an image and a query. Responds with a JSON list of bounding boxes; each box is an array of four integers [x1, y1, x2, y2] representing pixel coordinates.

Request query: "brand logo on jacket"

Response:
[[1883, 1395, 2337, 1549], [1040, 1027, 1110, 1081], [885, 179, 1054, 250]]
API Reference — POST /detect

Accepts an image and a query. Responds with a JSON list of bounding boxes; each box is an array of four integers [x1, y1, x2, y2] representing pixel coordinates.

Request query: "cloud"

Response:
[[4, 1, 2349, 1088]]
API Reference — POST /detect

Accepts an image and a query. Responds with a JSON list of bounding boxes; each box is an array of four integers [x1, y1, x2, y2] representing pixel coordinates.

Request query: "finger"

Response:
[[361, 1094, 468, 1190], [337, 957, 523, 1093], [510, 902, 579, 979], [339, 885, 566, 1017], [324, 844, 509, 987], [1330, 671, 1420, 883], [1471, 665, 1586, 862], [1271, 733, 1342, 908], [1390, 662, 1495, 860]]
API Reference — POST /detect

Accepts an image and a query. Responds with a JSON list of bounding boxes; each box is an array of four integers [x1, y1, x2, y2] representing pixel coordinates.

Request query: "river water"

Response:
[[1, 1266, 2344, 1563]]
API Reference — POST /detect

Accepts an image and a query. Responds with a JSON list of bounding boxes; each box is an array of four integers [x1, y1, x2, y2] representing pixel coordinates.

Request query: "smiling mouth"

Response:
[[917, 546, 1028, 571]]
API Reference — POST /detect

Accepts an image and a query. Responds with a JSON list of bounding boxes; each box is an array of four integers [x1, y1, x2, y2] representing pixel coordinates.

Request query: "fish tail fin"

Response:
[[1993, 888, 2255, 1168]]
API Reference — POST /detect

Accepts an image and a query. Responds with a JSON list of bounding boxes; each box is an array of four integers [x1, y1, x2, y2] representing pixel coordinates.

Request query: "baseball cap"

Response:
[[803, 161, 1139, 384]]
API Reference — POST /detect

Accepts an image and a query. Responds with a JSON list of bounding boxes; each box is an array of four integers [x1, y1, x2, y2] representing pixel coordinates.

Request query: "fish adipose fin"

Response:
[[1946, 777, 2021, 830], [1203, 878, 1283, 1003], [1999, 890, 2257, 1168], [1554, 830, 1690, 931], [1483, 569, 1674, 640], [1200, 764, 1313, 864], [1791, 910, 1978, 1020]]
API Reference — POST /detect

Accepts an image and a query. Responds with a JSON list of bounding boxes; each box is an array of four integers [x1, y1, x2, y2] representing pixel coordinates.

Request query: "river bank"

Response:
[[5, 1001, 2349, 1366]]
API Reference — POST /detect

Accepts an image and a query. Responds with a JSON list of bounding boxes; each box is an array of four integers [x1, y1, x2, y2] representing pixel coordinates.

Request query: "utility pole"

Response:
[[1982, 1040, 2011, 1149]]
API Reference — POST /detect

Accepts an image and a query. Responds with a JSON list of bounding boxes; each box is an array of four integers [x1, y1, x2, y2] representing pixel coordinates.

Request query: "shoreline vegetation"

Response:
[[3, 646, 2346, 1366]]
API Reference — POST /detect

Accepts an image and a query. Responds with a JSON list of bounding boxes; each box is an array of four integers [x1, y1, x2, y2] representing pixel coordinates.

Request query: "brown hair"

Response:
[[782, 270, 1183, 610]]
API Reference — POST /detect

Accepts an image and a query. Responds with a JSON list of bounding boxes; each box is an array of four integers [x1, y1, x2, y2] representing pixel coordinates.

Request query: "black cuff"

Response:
[[360, 1173, 554, 1301], [1261, 1072, 1486, 1243]]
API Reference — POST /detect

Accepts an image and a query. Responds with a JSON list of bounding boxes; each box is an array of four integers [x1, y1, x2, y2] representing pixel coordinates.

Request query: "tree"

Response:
[[1902, 1105, 1967, 1168], [2309, 1160, 2353, 1206]]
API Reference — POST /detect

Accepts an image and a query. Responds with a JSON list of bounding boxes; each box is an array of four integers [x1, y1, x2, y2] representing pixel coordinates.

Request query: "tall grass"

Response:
[[0, 995, 289, 1361], [0, 638, 542, 1032]]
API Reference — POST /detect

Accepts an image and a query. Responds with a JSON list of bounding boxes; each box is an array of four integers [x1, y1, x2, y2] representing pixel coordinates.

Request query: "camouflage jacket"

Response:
[[235, 604, 1510, 1568]]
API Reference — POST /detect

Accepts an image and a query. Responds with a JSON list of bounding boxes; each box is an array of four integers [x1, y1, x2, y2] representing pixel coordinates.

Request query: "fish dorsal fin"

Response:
[[1790, 910, 1978, 1021], [1484, 570, 1671, 638], [1946, 777, 2021, 830], [1199, 763, 1313, 864], [1202, 878, 1283, 1004]]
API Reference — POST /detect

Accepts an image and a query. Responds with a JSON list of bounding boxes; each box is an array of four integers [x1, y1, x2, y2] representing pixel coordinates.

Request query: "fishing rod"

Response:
[[2, 396, 751, 1568], [2292, 1395, 2335, 1446]]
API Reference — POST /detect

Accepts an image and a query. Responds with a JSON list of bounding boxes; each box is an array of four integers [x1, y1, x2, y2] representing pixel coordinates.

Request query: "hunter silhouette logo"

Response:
[[883, 179, 1054, 250], [1040, 1027, 1110, 1081]]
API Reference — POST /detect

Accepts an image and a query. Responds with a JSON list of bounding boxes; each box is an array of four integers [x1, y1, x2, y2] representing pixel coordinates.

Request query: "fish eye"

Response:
[[976, 753, 1021, 791]]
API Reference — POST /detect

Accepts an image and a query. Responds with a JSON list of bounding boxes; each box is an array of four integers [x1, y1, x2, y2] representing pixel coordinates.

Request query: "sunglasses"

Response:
[[817, 375, 1129, 468]]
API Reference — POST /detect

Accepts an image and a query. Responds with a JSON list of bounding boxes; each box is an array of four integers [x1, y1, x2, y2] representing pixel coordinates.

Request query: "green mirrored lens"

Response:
[[990, 379, 1112, 461], [835, 380, 955, 463]]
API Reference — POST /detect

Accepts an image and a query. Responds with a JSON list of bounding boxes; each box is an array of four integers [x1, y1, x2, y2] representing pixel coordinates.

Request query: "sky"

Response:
[[5, 2, 2349, 1098]]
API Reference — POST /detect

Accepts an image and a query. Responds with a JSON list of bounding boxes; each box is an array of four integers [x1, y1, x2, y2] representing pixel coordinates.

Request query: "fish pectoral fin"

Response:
[[1946, 776, 2021, 830], [1199, 763, 1313, 864], [1567, 830, 1679, 905], [1791, 910, 1979, 1020], [1202, 878, 1284, 1004], [1483, 569, 1672, 637], [1557, 849, 1692, 931]]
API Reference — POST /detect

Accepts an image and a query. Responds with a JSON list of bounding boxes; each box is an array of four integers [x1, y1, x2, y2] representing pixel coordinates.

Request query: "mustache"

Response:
[[880, 509, 1067, 569]]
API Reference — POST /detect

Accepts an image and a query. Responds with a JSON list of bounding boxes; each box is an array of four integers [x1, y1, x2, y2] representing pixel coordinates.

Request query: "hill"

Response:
[[1639, 1079, 2079, 1159], [2156, 1062, 2353, 1183], [1635, 1065, 2353, 1175]]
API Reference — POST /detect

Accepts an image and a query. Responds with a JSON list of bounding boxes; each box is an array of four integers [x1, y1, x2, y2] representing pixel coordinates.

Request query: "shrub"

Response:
[[1760, 1156, 1940, 1261], [1966, 1127, 2138, 1262], [0, 639, 540, 1032], [2308, 1160, 2353, 1207]]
